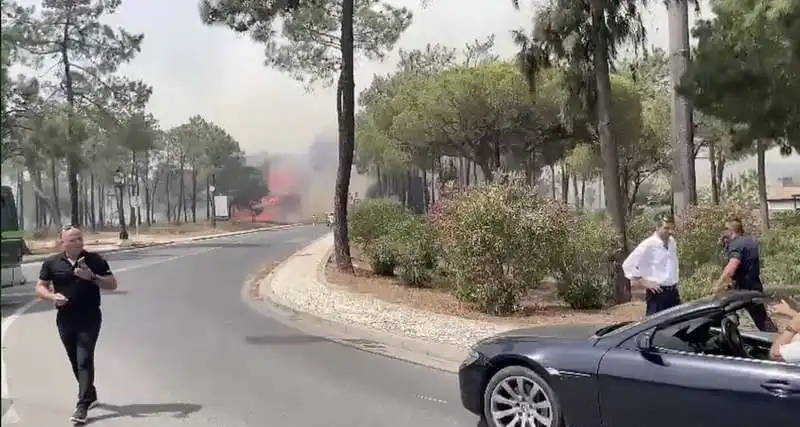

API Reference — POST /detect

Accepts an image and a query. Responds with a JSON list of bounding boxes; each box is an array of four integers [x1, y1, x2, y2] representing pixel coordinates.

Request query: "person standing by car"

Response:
[[713, 217, 778, 332], [34, 226, 118, 425], [769, 300, 800, 363], [622, 216, 680, 315]]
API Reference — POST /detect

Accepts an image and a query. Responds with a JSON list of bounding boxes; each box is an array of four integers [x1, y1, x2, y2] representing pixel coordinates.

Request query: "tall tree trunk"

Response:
[[98, 184, 105, 228], [549, 163, 556, 200], [560, 162, 569, 203], [756, 140, 769, 233], [332, 0, 356, 272], [191, 169, 198, 223], [50, 158, 62, 227], [591, 3, 629, 303], [668, 0, 697, 215], [166, 169, 172, 222], [210, 172, 217, 228], [16, 169, 24, 230], [580, 178, 587, 209], [178, 158, 186, 224], [572, 173, 580, 209], [89, 173, 96, 231], [709, 142, 720, 205]]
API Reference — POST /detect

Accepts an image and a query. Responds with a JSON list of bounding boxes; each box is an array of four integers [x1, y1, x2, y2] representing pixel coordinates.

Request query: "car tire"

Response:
[[482, 365, 563, 427]]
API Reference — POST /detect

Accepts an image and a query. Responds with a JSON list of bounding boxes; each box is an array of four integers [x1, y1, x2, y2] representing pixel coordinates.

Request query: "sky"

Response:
[[14, 0, 800, 187]]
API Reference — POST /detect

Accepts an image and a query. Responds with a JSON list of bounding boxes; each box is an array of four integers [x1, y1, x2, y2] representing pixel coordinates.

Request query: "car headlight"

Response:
[[460, 348, 482, 367]]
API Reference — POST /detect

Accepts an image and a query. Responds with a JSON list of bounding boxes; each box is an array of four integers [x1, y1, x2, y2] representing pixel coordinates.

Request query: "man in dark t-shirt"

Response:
[[35, 226, 118, 425], [714, 217, 777, 332]]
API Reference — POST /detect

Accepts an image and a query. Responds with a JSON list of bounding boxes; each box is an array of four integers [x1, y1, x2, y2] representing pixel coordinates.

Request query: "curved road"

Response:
[[1, 226, 479, 427]]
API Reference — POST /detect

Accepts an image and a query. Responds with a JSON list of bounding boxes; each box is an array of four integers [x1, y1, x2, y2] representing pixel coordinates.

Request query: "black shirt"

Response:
[[39, 250, 111, 319], [725, 235, 763, 291]]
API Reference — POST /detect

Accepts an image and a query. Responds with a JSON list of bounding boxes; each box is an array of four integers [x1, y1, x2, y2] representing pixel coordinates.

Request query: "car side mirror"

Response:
[[636, 332, 653, 351]]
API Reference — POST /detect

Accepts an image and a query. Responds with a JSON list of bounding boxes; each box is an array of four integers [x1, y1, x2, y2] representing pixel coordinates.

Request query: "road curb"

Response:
[[21, 223, 300, 266], [243, 236, 465, 374]]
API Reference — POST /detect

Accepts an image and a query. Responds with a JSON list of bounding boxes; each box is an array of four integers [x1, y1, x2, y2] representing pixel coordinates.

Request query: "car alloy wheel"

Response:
[[484, 366, 559, 427]]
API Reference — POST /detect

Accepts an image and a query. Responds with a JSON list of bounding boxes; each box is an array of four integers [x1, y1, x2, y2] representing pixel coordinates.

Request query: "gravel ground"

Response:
[[266, 234, 515, 349]]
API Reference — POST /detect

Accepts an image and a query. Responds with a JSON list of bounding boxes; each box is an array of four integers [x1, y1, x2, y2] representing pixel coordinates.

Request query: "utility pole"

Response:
[[668, 0, 697, 215]]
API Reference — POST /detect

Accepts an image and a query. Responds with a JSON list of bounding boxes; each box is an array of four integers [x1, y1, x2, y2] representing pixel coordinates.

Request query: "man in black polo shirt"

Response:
[[713, 217, 777, 332], [35, 226, 118, 425]]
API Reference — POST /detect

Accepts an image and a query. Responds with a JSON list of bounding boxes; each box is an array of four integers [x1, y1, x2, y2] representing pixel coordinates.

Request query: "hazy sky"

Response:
[[16, 0, 799, 185]]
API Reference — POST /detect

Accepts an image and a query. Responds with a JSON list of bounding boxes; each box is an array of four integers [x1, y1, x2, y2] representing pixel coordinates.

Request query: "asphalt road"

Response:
[[1, 226, 479, 427]]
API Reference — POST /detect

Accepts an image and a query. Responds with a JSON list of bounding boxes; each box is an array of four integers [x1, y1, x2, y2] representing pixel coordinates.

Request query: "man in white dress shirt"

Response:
[[622, 217, 680, 316]]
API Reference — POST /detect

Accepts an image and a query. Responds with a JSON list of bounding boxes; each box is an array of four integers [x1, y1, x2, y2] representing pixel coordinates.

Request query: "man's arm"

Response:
[[91, 257, 117, 290], [770, 315, 800, 362], [34, 261, 58, 302], [714, 240, 742, 291], [622, 240, 656, 289]]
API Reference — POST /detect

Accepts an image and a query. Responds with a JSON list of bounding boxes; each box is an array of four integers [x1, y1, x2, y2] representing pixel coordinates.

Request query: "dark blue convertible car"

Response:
[[459, 291, 799, 427]]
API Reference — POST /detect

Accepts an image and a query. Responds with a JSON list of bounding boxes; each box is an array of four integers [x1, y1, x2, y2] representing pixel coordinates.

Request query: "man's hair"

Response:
[[657, 214, 675, 227], [726, 216, 745, 234]]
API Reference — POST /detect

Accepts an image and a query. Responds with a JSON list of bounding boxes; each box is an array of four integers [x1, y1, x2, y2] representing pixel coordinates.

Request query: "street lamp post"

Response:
[[113, 168, 129, 241]]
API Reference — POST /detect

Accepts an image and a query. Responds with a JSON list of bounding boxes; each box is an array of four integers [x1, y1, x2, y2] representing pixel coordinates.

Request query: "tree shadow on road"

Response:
[[88, 402, 202, 423], [244, 334, 328, 345]]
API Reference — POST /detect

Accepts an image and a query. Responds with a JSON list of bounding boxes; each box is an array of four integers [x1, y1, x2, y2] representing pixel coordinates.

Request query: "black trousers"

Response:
[[56, 312, 101, 406], [745, 303, 778, 332], [645, 286, 681, 316]]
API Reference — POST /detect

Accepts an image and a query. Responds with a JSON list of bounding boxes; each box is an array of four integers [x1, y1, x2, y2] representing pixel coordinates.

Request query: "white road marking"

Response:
[[0, 246, 219, 424]]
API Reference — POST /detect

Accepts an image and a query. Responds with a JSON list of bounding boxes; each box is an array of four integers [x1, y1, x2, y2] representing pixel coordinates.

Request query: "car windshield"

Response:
[[595, 298, 713, 337]]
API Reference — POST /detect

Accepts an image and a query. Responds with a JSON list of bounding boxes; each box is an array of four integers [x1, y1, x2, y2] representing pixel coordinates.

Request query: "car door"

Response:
[[596, 341, 800, 427]]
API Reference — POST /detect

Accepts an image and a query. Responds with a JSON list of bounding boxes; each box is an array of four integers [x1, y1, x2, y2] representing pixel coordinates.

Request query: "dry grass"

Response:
[[326, 247, 647, 327]]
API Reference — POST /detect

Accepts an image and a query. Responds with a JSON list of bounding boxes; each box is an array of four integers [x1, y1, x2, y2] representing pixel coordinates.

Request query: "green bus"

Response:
[[1, 185, 26, 287]]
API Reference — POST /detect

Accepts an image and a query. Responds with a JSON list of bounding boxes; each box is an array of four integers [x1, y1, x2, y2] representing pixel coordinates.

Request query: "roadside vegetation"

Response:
[[338, 0, 800, 317]]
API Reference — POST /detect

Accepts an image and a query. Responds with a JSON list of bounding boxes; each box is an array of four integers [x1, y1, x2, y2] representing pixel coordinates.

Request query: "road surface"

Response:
[[1, 226, 479, 426]]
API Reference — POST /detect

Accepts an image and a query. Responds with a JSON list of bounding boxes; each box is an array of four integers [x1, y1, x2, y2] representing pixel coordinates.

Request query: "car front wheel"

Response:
[[482, 365, 562, 427]]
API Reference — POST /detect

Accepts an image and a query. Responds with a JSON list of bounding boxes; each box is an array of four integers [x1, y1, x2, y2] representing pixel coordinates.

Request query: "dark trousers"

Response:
[[56, 313, 101, 407], [745, 303, 778, 332], [645, 286, 681, 316]]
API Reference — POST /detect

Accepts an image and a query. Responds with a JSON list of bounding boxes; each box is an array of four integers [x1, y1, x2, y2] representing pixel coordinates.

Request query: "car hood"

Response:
[[484, 324, 604, 344]]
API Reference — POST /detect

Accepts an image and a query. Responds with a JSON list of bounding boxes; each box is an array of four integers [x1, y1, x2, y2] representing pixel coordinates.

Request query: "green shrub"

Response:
[[561, 277, 609, 310], [675, 202, 759, 277], [550, 214, 618, 309], [680, 263, 718, 302], [762, 225, 800, 289], [349, 198, 408, 247], [391, 216, 437, 287], [364, 235, 397, 276], [773, 211, 800, 228], [435, 174, 564, 315]]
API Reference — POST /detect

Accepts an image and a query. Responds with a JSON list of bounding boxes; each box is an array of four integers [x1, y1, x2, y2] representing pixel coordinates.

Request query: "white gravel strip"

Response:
[[268, 234, 516, 349]]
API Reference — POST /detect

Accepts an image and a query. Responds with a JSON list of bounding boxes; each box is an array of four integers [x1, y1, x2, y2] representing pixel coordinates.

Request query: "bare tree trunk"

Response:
[[668, 0, 696, 215], [709, 142, 720, 205], [191, 169, 198, 223], [756, 140, 769, 233], [592, 2, 629, 304], [332, 0, 356, 272]]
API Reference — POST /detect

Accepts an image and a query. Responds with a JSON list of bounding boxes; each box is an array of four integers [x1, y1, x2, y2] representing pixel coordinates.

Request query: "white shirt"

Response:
[[622, 233, 679, 287], [780, 340, 800, 363]]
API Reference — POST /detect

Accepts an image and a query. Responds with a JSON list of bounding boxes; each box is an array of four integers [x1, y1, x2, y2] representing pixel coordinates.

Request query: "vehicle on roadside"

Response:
[[1, 185, 26, 288], [459, 290, 799, 427]]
